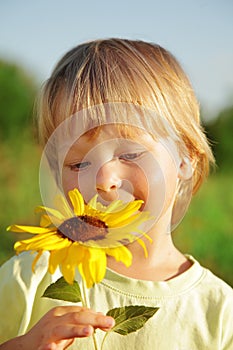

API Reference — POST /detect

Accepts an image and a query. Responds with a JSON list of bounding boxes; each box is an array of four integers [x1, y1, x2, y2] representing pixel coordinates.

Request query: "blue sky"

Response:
[[0, 0, 233, 120]]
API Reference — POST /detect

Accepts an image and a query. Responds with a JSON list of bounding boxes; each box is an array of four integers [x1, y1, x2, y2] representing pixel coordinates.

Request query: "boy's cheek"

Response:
[[61, 168, 80, 198], [136, 154, 178, 218], [61, 168, 98, 203]]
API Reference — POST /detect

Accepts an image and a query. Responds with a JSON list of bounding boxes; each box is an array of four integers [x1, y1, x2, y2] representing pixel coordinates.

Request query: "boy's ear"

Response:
[[178, 157, 195, 180]]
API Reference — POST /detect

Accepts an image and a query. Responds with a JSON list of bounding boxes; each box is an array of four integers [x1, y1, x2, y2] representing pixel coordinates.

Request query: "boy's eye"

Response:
[[69, 161, 91, 171], [119, 152, 143, 161]]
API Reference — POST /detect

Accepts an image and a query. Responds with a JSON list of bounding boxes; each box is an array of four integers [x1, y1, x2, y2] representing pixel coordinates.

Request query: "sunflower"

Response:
[[8, 188, 152, 288]]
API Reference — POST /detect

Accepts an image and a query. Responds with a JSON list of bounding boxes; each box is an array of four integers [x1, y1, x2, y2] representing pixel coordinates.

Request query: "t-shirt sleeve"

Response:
[[0, 252, 49, 343], [221, 290, 233, 349]]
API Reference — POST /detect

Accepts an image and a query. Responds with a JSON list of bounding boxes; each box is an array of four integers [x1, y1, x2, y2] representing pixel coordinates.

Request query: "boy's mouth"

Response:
[[97, 188, 136, 206], [97, 195, 146, 213]]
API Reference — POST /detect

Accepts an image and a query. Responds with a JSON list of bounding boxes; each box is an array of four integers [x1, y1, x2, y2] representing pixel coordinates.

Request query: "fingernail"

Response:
[[105, 317, 115, 327], [83, 325, 92, 335]]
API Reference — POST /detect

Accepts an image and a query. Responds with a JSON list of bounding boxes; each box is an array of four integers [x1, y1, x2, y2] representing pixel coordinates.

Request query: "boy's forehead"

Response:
[[84, 124, 149, 140], [53, 102, 181, 153], [66, 124, 155, 150]]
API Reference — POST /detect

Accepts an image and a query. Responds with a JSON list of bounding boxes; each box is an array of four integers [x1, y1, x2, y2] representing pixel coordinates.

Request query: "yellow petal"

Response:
[[84, 204, 100, 218], [105, 245, 132, 267], [7, 225, 55, 234], [14, 236, 52, 253], [87, 194, 98, 209], [30, 235, 70, 251], [13, 231, 56, 247], [108, 212, 142, 228], [15, 231, 55, 244], [68, 189, 85, 216], [103, 200, 144, 226], [136, 238, 148, 258], [61, 243, 86, 284], [68, 242, 86, 265], [14, 233, 70, 252], [32, 250, 43, 272], [104, 231, 138, 244], [30, 238, 70, 251], [61, 262, 76, 285], [120, 211, 153, 230], [40, 214, 52, 227], [54, 194, 73, 218], [85, 231, 137, 248], [137, 230, 153, 244], [61, 245, 79, 284], [104, 200, 133, 213], [90, 199, 125, 213], [49, 247, 70, 274], [35, 206, 65, 221], [79, 248, 107, 288]]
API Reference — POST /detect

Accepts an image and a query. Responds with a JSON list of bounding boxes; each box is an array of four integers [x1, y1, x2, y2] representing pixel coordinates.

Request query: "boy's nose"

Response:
[[96, 160, 122, 201]]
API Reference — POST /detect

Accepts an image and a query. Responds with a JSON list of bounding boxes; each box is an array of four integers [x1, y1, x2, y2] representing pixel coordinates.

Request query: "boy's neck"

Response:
[[107, 226, 192, 282]]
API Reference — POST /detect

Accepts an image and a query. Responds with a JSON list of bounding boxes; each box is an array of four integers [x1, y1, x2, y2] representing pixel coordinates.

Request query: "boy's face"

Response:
[[61, 125, 181, 224]]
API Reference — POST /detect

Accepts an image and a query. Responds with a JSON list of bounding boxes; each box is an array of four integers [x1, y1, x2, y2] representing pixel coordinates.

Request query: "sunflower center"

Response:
[[58, 215, 108, 242]]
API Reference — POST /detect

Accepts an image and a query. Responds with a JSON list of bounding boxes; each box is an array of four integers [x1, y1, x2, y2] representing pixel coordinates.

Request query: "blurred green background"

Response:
[[0, 59, 232, 286]]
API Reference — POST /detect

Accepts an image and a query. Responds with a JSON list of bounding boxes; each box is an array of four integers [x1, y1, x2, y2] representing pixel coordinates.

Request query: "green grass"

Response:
[[0, 130, 41, 263], [174, 173, 233, 286], [1, 133, 232, 287]]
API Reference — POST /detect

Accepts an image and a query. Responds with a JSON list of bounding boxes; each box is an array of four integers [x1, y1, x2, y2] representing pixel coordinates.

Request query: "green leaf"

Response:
[[42, 277, 82, 303], [106, 305, 159, 335]]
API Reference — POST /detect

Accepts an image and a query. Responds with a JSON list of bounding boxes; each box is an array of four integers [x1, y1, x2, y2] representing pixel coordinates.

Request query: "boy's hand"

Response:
[[1, 306, 115, 350]]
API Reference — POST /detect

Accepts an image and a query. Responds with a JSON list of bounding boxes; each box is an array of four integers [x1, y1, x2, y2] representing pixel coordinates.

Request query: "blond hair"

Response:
[[37, 38, 214, 194]]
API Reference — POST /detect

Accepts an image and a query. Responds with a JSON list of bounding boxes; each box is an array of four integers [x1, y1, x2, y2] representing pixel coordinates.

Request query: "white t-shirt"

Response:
[[0, 251, 233, 349]]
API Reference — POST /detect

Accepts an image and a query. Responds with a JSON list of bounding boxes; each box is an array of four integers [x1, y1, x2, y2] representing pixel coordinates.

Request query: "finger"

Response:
[[48, 323, 94, 341], [50, 306, 89, 317], [38, 339, 74, 350], [60, 311, 115, 330]]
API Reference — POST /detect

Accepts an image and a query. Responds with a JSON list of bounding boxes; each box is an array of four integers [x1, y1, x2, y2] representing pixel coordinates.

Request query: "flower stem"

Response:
[[81, 279, 99, 350], [100, 332, 109, 350], [81, 278, 89, 308], [92, 330, 99, 350]]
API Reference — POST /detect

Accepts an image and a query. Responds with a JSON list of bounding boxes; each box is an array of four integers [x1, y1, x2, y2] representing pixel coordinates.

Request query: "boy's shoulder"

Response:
[[196, 259, 233, 303], [0, 251, 50, 284], [183, 255, 233, 305], [202, 265, 232, 291], [1, 250, 49, 268]]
